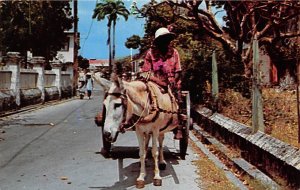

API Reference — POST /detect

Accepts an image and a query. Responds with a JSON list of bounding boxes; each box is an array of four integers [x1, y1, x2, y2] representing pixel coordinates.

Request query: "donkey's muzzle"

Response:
[[95, 112, 103, 127]]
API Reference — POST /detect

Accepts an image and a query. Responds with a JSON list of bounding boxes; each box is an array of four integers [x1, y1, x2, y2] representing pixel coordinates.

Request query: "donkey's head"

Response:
[[102, 77, 126, 142]]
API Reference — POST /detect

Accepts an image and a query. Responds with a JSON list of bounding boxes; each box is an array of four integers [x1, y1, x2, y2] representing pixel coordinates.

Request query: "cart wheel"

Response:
[[179, 91, 191, 160], [179, 126, 189, 160], [100, 106, 111, 155]]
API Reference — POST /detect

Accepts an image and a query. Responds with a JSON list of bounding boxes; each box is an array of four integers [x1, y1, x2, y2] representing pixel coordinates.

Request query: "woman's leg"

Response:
[[87, 90, 92, 98]]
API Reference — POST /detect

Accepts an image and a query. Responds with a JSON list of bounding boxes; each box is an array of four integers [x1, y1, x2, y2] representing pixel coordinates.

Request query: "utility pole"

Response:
[[73, 0, 79, 95]]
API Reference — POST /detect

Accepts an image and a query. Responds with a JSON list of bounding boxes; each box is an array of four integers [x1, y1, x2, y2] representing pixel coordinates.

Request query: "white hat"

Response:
[[154, 27, 175, 44]]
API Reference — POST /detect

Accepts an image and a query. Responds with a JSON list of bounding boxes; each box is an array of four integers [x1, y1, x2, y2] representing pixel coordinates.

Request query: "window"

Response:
[[61, 37, 70, 51]]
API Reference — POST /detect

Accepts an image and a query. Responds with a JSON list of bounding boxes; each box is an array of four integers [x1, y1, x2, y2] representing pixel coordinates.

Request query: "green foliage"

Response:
[[93, 0, 130, 75], [137, 1, 246, 104], [78, 55, 89, 70], [212, 1, 300, 78], [92, 0, 130, 28], [115, 57, 132, 76], [125, 35, 141, 49], [0, 1, 73, 61]]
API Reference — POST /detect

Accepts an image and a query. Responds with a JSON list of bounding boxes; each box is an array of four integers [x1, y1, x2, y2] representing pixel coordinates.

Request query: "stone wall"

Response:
[[45, 87, 59, 101], [0, 52, 73, 114], [0, 90, 15, 112], [193, 106, 300, 188], [20, 88, 42, 106], [61, 86, 72, 98]]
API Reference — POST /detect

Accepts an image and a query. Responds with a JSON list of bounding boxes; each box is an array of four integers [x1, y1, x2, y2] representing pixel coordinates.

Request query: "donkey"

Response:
[[102, 77, 180, 188]]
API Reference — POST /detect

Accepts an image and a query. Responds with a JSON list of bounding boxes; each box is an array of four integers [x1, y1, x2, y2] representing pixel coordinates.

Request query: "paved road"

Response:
[[0, 86, 201, 190]]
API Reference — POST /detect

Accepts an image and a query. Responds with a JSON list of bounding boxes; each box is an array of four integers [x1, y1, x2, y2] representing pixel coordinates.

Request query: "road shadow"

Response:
[[91, 146, 182, 189]]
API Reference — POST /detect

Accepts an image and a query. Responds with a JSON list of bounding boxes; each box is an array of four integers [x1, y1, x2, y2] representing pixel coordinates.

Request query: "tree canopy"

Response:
[[0, 1, 73, 62], [133, 0, 299, 73], [166, 0, 300, 75], [78, 55, 89, 70], [127, 0, 300, 101], [125, 35, 141, 50], [127, 1, 242, 102]]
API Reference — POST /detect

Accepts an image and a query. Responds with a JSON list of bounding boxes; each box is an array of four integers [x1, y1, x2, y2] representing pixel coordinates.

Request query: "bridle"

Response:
[[105, 89, 150, 133], [105, 77, 179, 133]]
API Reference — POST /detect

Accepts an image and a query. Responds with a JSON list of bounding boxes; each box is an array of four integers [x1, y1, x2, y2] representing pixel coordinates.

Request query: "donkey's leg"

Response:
[[145, 133, 151, 166], [145, 134, 150, 156], [158, 134, 167, 170], [136, 131, 146, 189], [152, 131, 162, 186]]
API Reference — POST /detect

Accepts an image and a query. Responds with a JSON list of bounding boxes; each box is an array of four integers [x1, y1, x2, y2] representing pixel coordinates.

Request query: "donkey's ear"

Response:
[[111, 72, 118, 82], [110, 73, 124, 91], [117, 77, 124, 91], [92, 72, 112, 91]]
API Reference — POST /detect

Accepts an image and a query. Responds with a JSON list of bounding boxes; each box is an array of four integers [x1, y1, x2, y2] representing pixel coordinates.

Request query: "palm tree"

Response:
[[92, 1, 113, 74], [92, 0, 129, 77]]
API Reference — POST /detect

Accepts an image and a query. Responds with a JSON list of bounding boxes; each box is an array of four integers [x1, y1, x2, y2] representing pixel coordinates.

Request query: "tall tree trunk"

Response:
[[108, 25, 112, 76], [112, 21, 116, 74]]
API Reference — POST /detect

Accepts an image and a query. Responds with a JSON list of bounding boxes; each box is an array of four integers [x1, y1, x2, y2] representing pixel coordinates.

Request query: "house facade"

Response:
[[56, 31, 76, 64]]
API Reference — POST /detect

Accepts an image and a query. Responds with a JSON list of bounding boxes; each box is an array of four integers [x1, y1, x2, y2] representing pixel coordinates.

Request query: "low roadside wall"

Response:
[[61, 86, 72, 99], [193, 106, 300, 188], [0, 53, 74, 114], [20, 88, 42, 107], [1, 86, 69, 111], [45, 87, 59, 101], [0, 90, 15, 111]]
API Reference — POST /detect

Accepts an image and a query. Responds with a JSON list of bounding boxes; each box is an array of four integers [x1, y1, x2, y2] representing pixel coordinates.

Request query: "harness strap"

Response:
[[120, 79, 179, 131], [158, 86, 178, 132], [157, 108, 177, 114], [121, 89, 150, 132], [159, 117, 173, 132], [140, 82, 159, 123]]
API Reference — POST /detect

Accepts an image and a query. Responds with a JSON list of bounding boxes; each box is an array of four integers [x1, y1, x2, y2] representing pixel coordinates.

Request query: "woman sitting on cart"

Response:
[[141, 27, 183, 139]]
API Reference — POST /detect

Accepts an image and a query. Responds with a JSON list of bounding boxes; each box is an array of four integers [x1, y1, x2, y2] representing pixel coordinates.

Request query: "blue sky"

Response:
[[77, 0, 224, 60], [78, 0, 146, 60]]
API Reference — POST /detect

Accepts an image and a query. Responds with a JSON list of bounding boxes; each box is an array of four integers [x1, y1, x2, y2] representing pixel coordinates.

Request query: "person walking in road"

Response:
[[85, 72, 94, 99]]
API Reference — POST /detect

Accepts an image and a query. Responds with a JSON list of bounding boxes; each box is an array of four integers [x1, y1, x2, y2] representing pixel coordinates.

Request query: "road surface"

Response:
[[0, 85, 201, 190]]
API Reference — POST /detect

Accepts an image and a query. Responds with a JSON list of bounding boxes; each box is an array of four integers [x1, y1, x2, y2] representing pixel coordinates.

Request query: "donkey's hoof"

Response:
[[136, 180, 145, 189], [159, 163, 166, 170], [153, 179, 162, 186]]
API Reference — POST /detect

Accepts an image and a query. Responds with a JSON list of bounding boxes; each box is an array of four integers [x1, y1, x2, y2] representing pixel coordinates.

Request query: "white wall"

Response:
[[56, 33, 74, 63]]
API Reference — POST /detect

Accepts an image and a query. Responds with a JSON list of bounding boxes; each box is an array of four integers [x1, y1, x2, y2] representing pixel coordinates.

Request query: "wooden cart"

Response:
[[95, 91, 192, 159]]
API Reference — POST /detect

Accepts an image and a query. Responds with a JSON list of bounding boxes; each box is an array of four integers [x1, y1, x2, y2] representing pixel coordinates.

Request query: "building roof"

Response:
[[89, 59, 109, 67]]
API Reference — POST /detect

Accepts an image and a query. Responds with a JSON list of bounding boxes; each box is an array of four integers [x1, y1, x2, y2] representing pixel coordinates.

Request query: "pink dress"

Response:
[[142, 47, 182, 87]]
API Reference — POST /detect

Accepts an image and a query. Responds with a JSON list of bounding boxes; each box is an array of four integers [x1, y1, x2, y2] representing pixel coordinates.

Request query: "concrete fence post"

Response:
[[252, 35, 265, 133], [32, 57, 46, 103], [51, 61, 62, 99], [212, 50, 219, 112], [6, 52, 22, 107]]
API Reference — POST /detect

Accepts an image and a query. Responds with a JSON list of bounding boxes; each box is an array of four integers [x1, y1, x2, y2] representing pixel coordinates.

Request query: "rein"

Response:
[[106, 75, 179, 133], [106, 89, 151, 132], [123, 92, 150, 132], [122, 80, 179, 131]]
